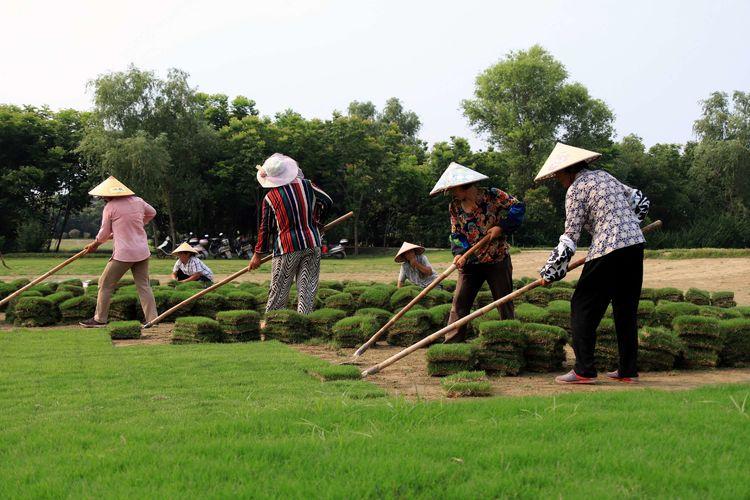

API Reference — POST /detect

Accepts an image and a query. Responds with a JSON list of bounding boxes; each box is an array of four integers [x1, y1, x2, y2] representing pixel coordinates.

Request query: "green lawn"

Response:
[[1, 327, 749, 497]]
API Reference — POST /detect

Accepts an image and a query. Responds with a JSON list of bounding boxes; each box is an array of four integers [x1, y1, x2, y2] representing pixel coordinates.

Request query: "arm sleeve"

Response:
[[254, 198, 274, 254], [172, 260, 179, 273], [398, 264, 406, 284], [143, 200, 157, 224], [486, 188, 526, 235], [95, 205, 113, 244], [622, 183, 650, 222], [312, 183, 333, 223], [449, 203, 469, 256], [539, 188, 583, 282]]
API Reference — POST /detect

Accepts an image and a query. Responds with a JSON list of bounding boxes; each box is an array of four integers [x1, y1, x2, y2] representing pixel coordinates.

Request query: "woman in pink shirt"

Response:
[[79, 176, 159, 328]]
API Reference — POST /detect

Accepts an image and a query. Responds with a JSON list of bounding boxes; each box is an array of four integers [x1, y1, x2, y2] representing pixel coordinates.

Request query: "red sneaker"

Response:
[[606, 370, 639, 383], [555, 370, 597, 385]]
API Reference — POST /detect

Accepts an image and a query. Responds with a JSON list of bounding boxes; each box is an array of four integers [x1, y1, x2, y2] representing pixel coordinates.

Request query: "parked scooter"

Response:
[[233, 231, 254, 259], [156, 235, 174, 259], [321, 238, 348, 259], [187, 232, 210, 259], [208, 233, 233, 259]]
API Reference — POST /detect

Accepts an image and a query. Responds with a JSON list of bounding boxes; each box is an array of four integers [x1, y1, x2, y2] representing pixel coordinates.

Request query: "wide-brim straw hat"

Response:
[[395, 242, 426, 263], [256, 153, 300, 188], [430, 162, 489, 196], [88, 176, 135, 197], [172, 242, 199, 255], [534, 143, 601, 182]]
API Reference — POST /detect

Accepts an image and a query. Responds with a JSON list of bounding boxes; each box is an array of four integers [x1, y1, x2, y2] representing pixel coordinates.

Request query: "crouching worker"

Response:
[[536, 143, 650, 385], [80, 176, 158, 328], [430, 162, 525, 342], [395, 242, 439, 289], [171, 242, 214, 286], [248, 153, 333, 314]]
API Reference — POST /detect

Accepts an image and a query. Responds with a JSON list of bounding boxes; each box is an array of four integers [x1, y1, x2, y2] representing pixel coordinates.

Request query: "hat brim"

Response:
[[429, 180, 481, 197], [257, 166, 299, 188], [395, 246, 425, 263], [172, 248, 199, 256]]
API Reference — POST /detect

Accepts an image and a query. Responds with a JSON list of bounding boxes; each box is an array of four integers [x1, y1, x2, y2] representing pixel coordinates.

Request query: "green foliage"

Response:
[[108, 321, 142, 340], [172, 316, 225, 343]]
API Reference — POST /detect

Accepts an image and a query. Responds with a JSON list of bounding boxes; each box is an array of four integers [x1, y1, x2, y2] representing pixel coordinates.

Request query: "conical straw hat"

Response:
[[172, 242, 199, 255], [88, 176, 135, 197], [429, 162, 489, 196], [534, 143, 601, 182], [395, 241, 425, 263]]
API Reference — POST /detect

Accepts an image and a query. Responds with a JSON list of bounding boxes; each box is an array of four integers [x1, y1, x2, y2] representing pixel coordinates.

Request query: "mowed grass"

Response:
[[1, 327, 750, 497]]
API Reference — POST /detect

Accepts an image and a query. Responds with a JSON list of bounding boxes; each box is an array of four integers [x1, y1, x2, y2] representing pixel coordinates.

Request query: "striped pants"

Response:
[[266, 247, 322, 314]]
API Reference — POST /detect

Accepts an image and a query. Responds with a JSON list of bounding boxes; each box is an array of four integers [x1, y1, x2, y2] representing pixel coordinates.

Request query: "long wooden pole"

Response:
[[361, 220, 663, 377], [349, 231, 496, 361], [0, 249, 88, 307], [142, 211, 354, 328]]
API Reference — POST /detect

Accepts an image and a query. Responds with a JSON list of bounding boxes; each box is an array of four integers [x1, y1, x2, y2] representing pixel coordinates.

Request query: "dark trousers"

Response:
[[571, 243, 644, 378], [175, 270, 212, 286], [446, 256, 515, 342]]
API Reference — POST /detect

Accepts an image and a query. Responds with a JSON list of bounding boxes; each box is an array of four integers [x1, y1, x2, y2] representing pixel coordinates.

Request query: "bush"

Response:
[[68, 228, 81, 238], [59, 295, 96, 322], [441, 372, 492, 398], [307, 308, 348, 338], [655, 287, 684, 303], [324, 292, 356, 313], [109, 294, 137, 321], [711, 291, 736, 308], [685, 288, 711, 306], [355, 308, 392, 328], [191, 293, 229, 318], [15, 219, 50, 252], [521, 323, 567, 372], [13, 297, 57, 327], [108, 321, 142, 340], [718, 318, 750, 367], [264, 310, 312, 343], [653, 301, 700, 327], [359, 286, 394, 309], [331, 315, 380, 347], [226, 291, 258, 311], [427, 303, 452, 328], [172, 316, 225, 343], [308, 365, 361, 381], [216, 310, 261, 341], [390, 287, 420, 310], [514, 303, 549, 324]]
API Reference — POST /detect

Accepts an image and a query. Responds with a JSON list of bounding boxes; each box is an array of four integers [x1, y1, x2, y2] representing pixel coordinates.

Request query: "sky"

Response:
[[1, 0, 749, 150]]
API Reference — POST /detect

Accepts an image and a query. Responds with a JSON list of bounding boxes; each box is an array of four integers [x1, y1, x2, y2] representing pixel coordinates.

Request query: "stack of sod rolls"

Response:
[[423, 289, 454, 308], [13, 297, 57, 327], [324, 292, 355, 313], [307, 308, 347, 338], [673, 315, 722, 368], [544, 300, 571, 331], [263, 310, 311, 343], [426, 343, 477, 376], [522, 323, 567, 372], [685, 288, 711, 306], [172, 317, 225, 343], [216, 310, 261, 342], [108, 321, 142, 340], [638, 327, 684, 371], [358, 285, 395, 309], [109, 294, 137, 321], [655, 287, 684, 303], [331, 315, 379, 347], [386, 310, 432, 346], [390, 287, 420, 310], [652, 301, 699, 327], [427, 303, 453, 328], [191, 293, 229, 319], [514, 303, 549, 324], [441, 371, 492, 398], [355, 308, 392, 328], [59, 295, 97, 323], [168, 291, 197, 319], [594, 318, 618, 371], [476, 320, 526, 376], [637, 300, 656, 327], [718, 318, 750, 367], [711, 291, 736, 308], [3, 291, 43, 323], [524, 287, 551, 307], [474, 291, 494, 308], [698, 306, 742, 321], [226, 291, 258, 311]]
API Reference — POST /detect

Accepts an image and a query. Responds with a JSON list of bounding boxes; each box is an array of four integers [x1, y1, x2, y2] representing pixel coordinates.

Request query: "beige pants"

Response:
[[95, 259, 158, 323]]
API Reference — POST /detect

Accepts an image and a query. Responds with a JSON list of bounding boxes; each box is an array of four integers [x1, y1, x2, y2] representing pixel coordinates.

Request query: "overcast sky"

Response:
[[2, 0, 749, 149]]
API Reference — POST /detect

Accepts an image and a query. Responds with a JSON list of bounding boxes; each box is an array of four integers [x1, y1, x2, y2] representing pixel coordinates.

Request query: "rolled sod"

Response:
[[28, 283, 56, 296], [153, 290, 173, 312], [441, 373, 492, 398], [638, 327, 683, 371], [108, 321, 142, 340], [718, 318, 750, 367], [46, 291, 74, 305], [551, 281, 574, 289], [423, 289, 454, 308], [594, 318, 618, 370], [427, 303, 453, 328], [442, 279, 457, 292], [653, 301, 700, 327], [655, 287, 684, 303], [711, 291, 736, 308], [263, 310, 312, 343], [548, 287, 573, 301], [474, 290, 494, 308], [13, 297, 57, 327], [476, 320, 526, 375], [324, 292, 356, 313], [514, 303, 549, 324], [521, 323, 567, 372], [342, 284, 369, 299], [386, 310, 432, 346], [56, 284, 84, 297], [685, 288, 711, 306], [698, 305, 742, 321], [354, 308, 392, 328], [673, 315, 722, 369], [172, 316, 225, 343], [358, 286, 394, 309], [640, 288, 657, 301], [109, 293, 138, 321], [331, 315, 379, 347], [307, 308, 347, 338], [59, 295, 97, 322], [390, 287, 420, 310], [174, 281, 204, 291], [525, 287, 551, 307], [226, 291, 258, 311], [544, 300, 571, 331], [316, 288, 340, 301], [216, 310, 261, 342], [426, 343, 477, 377], [308, 364, 361, 381], [637, 300, 656, 327], [318, 280, 343, 291]]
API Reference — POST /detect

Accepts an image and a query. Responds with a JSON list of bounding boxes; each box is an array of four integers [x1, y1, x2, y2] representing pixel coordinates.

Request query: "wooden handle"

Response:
[[143, 211, 354, 328], [362, 220, 663, 377], [0, 249, 88, 307]]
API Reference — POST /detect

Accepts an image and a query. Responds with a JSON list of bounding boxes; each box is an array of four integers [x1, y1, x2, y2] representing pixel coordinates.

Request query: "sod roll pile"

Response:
[[3, 291, 43, 323], [524, 287, 551, 307], [685, 288, 711, 306], [390, 287, 420, 310], [653, 301, 700, 327], [441, 371, 492, 398], [172, 316, 225, 343], [308, 364, 361, 382], [216, 310, 261, 341], [226, 291, 258, 311], [522, 323, 567, 372], [331, 315, 379, 347], [544, 300, 571, 331], [711, 291, 736, 308], [718, 318, 750, 367], [673, 315, 722, 368], [108, 321, 142, 340], [427, 303, 453, 328], [514, 303, 549, 324], [354, 308, 392, 328], [358, 286, 394, 309], [13, 297, 57, 327], [307, 308, 347, 338], [168, 291, 197, 318], [386, 310, 432, 346], [698, 306, 742, 320], [324, 292, 356, 313], [655, 287, 684, 303], [637, 300, 656, 327], [638, 327, 684, 371], [191, 293, 229, 319], [263, 310, 312, 343], [59, 295, 97, 322], [109, 294, 137, 321], [423, 289, 454, 308], [426, 343, 477, 376], [594, 318, 618, 371], [476, 320, 526, 375]]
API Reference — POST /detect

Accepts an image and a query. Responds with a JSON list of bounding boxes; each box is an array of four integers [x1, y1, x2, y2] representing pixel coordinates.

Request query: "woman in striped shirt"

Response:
[[248, 154, 333, 314]]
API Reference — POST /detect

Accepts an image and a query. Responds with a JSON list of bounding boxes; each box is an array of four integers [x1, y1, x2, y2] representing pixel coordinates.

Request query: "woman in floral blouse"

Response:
[[536, 143, 650, 385], [430, 162, 525, 342]]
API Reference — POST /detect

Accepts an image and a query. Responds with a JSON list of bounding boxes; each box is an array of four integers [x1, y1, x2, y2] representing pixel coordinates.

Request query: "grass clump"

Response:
[[673, 315, 722, 368], [684, 288, 711, 306], [308, 364, 361, 381], [653, 301, 700, 327], [718, 318, 750, 367], [711, 291, 736, 308], [324, 292, 355, 313], [108, 321, 142, 340], [172, 316, 225, 343], [476, 320, 526, 375], [426, 343, 477, 376], [307, 308, 348, 338], [263, 309, 312, 343], [522, 323, 567, 372], [441, 371, 492, 398], [13, 297, 57, 327], [386, 310, 432, 346], [216, 310, 261, 341], [331, 315, 379, 347], [59, 295, 97, 322], [638, 327, 684, 371]]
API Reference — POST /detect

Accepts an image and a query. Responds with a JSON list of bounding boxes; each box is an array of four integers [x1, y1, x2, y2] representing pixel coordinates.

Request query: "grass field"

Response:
[[1, 326, 749, 497]]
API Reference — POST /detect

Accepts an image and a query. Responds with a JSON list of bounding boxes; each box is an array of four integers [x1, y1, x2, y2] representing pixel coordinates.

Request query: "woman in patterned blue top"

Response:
[[535, 143, 650, 385]]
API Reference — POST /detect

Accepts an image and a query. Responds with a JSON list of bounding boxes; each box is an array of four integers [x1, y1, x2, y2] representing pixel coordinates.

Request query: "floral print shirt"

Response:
[[449, 187, 525, 264], [540, 169, 650, 282]]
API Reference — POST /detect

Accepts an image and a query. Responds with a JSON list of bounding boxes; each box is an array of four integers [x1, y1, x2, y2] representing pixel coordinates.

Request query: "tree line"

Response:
[[1, 45, 748, 253]]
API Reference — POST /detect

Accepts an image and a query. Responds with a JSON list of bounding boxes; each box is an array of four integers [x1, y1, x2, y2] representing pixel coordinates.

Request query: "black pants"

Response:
[[175, 270, 212, 286], [571, 244, 644, 378], [446, 256, 514, 342]]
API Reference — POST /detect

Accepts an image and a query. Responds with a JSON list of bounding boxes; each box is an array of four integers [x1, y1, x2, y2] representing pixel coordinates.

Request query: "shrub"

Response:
[[427, 303, 453, 328], [172, 316, 225, 343], [108, 321, 142, 340], [307, 308, 348, 338], [386, 310, 433, 346], [514, 303, 549, 324], [359, 286, 394, 309], [355, 308, 392, 328], [653, 301, 700, 327], [655, 287, 684, 303], [13, 297, 57, 327], [226, 291, 258, 311], [109, 294, 138, 321], [673, 315, 722, 368], [684, 288, 711, 306], [324, 292, 356, 313], [718, 318, 750, 367], [216, 310, 261, 341], [191, 293, 229, 318], [390, 287, 420, 310], [711, 291, 736, 308], [521, 323, 567, 372], [59, 295, 96, 322], [308, 364, 361, 381], [441, 372, 492, 397], [331, 315, 379, 347], [15, 219, 50, 252], [263, 310, 312, 343]]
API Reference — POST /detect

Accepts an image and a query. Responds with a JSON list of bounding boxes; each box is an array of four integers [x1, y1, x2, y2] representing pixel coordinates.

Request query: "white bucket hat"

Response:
[[430, 162, 489, 196], [88, 176, 135, 197], [534, 143, 601, 182], [172, 242, 199, 255], [394, 242, 425, 263], [256, 153, 300, 188]]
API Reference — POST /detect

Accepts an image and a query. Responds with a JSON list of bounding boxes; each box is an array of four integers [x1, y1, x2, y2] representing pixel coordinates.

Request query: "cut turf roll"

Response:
[[594, 318, 618, 371], [476, 320, 526, 375], [442, 279, 457, 292], [307, 308, 347, 338], [152, 290, 173, 312], [525, 287, 551, 307], [308, 364, 361, 381], [316, 288, 340, 301], [698, 305, 742, 320], [426, 343, 477, 376], [263, 309, 312, 343], [331, 315, 380, 347], [474, 290, 494, 308], [358, 286, 394, 309], [324, 292, 356, 314], [441, 371, 492, 398], [216, 310, 261, 342], [342, 284, 369, 299], [718, 318, 750, 367], [390, 287, 420, 311], [427, 303, 453, 328], [59, 295, 97, 323], [544, 300, 571, 331], [423, 289, 454, 308], [355, 308, 392, 328], [637, 300, 656, 327], [172, 316, 225, 343], [549, 287, 573, 301], [46, 291, 74, 305], [386, 310, 432, 346], [652, 301, 700, 327], [640, 288, 657, 301], [56, 284, 84, 297], [191, 293, 229, 319], [711, 291, 736, 308], [226, 291, 258, 311], [109, 293, 138, 321], [13, 297, 57, 327], [521, 323, 567, 372], [174, 281, 204, 291], [673, 315, 722, 368], [28, 283, 56, 296], [514, 303, 549, 324], [318, 280, 343, 291], [655, 287, 684, 303], [638, 327, 683, 371], [685, 288, 711, 306], [108, 320, 142, 340]]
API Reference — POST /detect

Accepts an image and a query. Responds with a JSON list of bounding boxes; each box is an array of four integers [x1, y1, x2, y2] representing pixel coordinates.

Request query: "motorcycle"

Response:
[[208, 233, 233, 259], [321, 238, 348, 259], [156, 235, 174, 259], [233, 231, 254, 259], [187, 232, 209, 259]]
